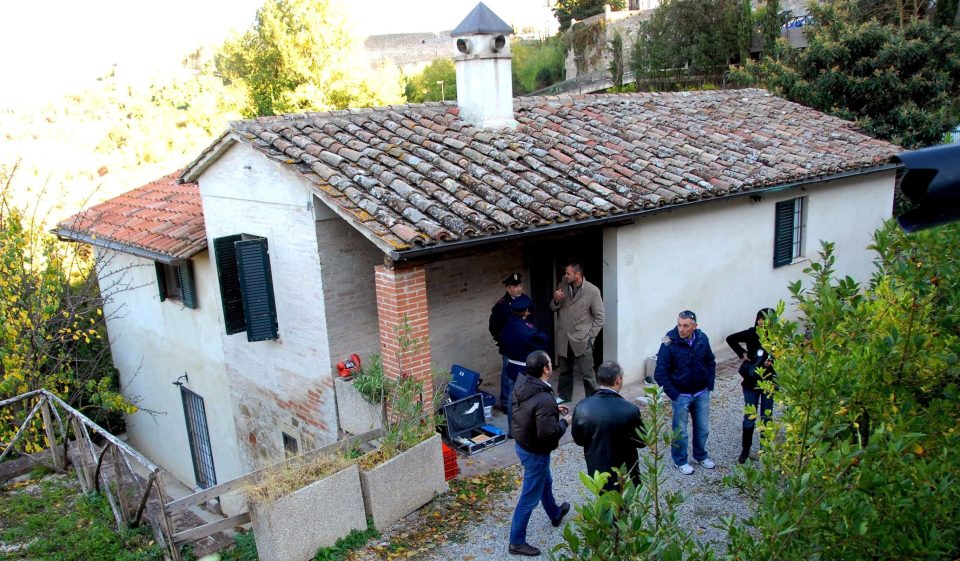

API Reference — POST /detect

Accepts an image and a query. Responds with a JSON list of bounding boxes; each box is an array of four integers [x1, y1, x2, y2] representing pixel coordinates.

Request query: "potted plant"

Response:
[[335, 354, 389, 435], [247, 453, 367, 561], [358, 318, 448, 530]]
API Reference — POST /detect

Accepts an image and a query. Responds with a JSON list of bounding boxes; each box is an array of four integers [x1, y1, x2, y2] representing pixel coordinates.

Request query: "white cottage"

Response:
[[56, 3, 899, 500]]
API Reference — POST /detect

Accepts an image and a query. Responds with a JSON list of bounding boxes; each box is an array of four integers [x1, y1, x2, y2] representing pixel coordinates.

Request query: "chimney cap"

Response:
[[451, 2, 514, 37]]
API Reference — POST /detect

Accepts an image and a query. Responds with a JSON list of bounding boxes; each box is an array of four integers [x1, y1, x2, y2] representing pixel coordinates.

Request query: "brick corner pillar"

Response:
[[374, 264, 433, 402]]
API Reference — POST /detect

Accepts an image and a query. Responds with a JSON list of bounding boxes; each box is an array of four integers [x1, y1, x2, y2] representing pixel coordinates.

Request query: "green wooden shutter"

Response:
[[155, 262, 168, 302], [235, 238, 279, 342], [214, 235, 246, 334], [178, 261, 198, 310], [773, 200, 795, 268]]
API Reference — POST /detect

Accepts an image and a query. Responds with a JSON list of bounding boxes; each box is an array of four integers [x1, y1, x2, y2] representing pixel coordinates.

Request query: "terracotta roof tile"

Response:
[[181, 88, 898, 256], [56, 172, 205, 262]]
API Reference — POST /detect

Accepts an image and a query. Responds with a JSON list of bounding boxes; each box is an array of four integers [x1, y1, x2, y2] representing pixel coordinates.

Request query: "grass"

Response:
[[245, 454, 353, 504], [0, 473, 163, 561]]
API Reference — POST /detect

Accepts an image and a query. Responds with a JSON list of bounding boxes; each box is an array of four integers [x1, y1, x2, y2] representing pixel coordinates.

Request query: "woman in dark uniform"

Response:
[[726, 308, 776, 464]]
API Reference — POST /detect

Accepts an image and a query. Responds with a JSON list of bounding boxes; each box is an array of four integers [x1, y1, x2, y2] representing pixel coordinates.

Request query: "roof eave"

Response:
[[53, 228, 204, 265], [388, 163, 903, 262], [180, 132, 238, 183]]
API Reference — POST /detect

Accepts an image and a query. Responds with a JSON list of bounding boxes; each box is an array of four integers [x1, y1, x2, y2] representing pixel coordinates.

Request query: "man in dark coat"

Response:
[[572, 361, 646, 490], [508, 350, 571, 556], [654, 310, 717, 475], [499, 295, 549, 437], [490, 272, 526, 411]]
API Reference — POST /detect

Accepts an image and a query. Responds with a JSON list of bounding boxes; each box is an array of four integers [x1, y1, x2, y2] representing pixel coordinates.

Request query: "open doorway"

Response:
[[526, 229, 605, 369]]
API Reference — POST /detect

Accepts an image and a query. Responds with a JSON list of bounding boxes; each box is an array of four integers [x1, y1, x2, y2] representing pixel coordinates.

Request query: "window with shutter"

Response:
[[178, 261, 198, 309], [235, 238, 279, 342], [156, 261, 195, 306], [773, 197, 806, 268], [214, 235, 246, 334]]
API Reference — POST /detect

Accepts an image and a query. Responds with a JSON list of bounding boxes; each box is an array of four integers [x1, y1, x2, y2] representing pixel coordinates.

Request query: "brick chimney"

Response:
[[451, 2, 517, 130]]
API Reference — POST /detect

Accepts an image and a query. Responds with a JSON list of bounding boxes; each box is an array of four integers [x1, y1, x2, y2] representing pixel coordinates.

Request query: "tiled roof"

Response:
[[184, 88, 900, 256], [56, 172, 206, 263]]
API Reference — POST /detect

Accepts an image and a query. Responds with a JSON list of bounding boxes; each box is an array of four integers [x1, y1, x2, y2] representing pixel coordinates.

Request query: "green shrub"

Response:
[[724, 223, 960, 560], [512, 37, 566, 94], [552, 387, 715, 561], [351, 354, 390, 405]]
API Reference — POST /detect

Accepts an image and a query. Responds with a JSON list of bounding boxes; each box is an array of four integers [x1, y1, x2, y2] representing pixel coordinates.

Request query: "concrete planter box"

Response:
[[335, 377, 384, 435], [361, 433, 448, 529], [250, 463, 367, 561]]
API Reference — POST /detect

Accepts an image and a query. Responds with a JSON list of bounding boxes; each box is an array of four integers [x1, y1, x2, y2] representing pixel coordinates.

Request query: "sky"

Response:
[[0, 0, 556, 107]]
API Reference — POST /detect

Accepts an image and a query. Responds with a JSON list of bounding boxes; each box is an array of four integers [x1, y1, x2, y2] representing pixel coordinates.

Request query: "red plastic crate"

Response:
[[441, 443, 459, 480]]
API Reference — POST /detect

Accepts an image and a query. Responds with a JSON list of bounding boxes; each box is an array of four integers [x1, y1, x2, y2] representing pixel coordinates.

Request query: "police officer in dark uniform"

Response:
[[500, 295, 549, 438], [490, 273, 527, 411]]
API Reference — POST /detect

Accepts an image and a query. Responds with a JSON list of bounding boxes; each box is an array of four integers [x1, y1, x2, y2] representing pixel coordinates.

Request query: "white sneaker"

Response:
[[694, 458, 716, 469], [676, 463, 694, 475]]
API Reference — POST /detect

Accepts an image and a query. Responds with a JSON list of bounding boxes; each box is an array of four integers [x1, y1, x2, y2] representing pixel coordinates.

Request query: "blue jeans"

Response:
[[742, 387, 774, 429], [670, 391, 711, 466], [510, 443, 562, 546], [504, 362, 525, 436], [499, 355, 510, 407]]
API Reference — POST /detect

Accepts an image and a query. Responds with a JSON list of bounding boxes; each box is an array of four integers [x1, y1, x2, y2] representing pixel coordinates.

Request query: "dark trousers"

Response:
[[556, 342, 597, 402], [742, 387, 774, 429]]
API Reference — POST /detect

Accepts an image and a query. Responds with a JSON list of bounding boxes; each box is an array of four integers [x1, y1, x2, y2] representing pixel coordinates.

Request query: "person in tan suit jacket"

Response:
[[549, 261, 605, 403]]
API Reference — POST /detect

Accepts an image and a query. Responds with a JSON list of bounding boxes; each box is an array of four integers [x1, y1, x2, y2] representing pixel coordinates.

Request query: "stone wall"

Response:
[[362, 32, 452, 73]]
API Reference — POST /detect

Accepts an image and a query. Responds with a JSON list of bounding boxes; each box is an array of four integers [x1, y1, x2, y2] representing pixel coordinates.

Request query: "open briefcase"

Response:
[[442, 393, 506, 456]]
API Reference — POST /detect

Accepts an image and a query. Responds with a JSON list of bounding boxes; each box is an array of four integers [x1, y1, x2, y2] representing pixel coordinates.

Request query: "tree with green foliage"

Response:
[[216, 0, 404, 117], [0, 164, 135, 452], [630, 0, 752, 91], [404, 59, 457, 103], [759, 0, 784, 52], [934, 0, 960, 27], [731, 1, 960, 148], [554, 0, 626, 32], [725, 222, 960, 560], [607, 32, 625, 90]]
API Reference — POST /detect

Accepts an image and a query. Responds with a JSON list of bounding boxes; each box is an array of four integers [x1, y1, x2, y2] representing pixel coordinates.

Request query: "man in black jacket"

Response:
[[572, 361, 646, 491], [508, 350, 572, 556]]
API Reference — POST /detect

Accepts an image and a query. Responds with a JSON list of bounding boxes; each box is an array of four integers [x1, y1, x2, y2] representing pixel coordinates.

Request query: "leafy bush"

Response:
[[350, 353, 390, 404], [552, 387, 715, 561], [724, 223, 960, 560]]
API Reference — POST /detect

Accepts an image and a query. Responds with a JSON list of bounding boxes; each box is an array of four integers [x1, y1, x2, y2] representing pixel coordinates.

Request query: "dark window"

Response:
[[155, 261, 197, 309], [282, 432, 299, 457], [773, 197, 806, 268], [180, 386, 217, 489], [213, 234, 279, 341]]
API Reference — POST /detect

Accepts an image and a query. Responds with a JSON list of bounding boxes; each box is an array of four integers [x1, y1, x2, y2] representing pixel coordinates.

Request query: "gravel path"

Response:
[[365, 357, 753, 560]]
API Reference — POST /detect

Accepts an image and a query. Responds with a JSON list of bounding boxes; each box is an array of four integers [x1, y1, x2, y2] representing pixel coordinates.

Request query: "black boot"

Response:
[[738, 427, 755, 464]]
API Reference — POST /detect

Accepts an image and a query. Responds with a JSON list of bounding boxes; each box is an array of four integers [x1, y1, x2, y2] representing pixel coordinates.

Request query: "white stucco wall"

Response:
[[199, 142, 338, 469], [606, 171, 895, 383], [96, 248, 243, 491]]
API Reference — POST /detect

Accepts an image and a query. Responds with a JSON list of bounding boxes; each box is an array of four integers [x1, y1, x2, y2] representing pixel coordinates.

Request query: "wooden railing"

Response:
[[2, 389, 383, 560], [1, 389, 179, 560]]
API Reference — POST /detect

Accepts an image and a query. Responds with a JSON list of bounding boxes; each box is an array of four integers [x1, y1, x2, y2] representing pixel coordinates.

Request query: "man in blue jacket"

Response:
[[654, 310, 717, 475]]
